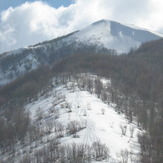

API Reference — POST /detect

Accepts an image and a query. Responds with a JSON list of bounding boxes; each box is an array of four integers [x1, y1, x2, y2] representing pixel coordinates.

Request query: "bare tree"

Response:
[[49, 107, 60, 119], [94, 78, 103, 98], [66, 120, 81, 137], [117, 149, 129, 163], [20, 154, 31, 163], [120, 124, 127, 136], [54, 122, 65, 138], [45, 120, 53, 134], [36, 107, 43, 121], [92, 140, 110, 161], [129, 126, 135, 138]]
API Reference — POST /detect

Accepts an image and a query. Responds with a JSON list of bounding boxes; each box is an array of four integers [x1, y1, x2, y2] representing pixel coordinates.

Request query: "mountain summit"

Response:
[[0, 19, 162, 85], [73, 19, 162, 53]]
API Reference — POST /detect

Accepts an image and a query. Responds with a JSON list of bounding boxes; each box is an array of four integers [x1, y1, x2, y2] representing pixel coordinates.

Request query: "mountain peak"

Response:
[[91, 19, 118, 25], [74, 19, 162, 54]]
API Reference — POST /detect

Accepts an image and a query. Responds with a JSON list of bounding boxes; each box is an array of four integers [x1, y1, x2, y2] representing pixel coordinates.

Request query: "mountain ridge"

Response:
[[0, 19, 162, 85]]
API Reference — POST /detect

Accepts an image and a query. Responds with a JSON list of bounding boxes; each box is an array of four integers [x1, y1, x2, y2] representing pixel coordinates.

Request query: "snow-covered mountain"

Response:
[[0, 19, 162, 85], [74, 19, 162, 53]]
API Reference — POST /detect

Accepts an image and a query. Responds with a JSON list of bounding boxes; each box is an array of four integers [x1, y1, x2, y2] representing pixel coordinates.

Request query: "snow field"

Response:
[[26, 82, 142, 162]]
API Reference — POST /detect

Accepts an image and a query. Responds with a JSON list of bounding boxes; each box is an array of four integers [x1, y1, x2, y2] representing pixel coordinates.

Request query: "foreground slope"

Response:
[[0, 75, 142, 162], [26, 78, 142, 162]]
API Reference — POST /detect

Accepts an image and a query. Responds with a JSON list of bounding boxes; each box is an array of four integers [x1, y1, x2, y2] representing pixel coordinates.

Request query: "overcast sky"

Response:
[[0, 0, 163, 53]]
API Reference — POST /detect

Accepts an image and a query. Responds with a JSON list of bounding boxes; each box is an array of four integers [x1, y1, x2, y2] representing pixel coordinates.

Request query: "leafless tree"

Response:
[[36, 107, 44, 121], [92, 140, 110, 161], [66, 120, 81, 137], [117, 149, 129, 163], [129, 126, 135, 138], [54, 122, 65, 138], [120, 124, 127, 136]]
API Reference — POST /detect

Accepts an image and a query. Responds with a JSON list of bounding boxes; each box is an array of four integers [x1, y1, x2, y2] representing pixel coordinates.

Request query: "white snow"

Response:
[[66, 91, 141, 157], [71, 19, 162, 54], [72, 22, 137, 54], [25, 80, 142, 162]]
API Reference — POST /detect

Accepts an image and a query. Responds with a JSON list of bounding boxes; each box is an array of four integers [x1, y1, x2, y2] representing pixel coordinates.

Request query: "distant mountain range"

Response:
[[0, 19, 162, 85]]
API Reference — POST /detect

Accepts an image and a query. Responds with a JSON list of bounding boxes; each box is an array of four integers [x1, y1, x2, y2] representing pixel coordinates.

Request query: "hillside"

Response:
[[0, 33, 163, 163], [0, 74, 142, 163]]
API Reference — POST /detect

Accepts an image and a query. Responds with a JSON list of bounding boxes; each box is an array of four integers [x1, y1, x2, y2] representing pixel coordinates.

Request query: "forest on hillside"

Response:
[[0, 39, 163, 163]]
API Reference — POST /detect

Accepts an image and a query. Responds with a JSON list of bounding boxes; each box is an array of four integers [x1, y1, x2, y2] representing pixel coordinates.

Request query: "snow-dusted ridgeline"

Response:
[[0, 19, 162, 86]]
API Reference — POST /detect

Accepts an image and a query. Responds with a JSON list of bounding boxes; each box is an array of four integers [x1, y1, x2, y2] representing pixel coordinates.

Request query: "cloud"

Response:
[[0, 0, 163, 53], [0, 1, 73, 53]]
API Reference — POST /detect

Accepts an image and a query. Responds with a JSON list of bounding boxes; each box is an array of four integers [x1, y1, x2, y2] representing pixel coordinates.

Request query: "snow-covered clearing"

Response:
[[26, 82, 142, 162]]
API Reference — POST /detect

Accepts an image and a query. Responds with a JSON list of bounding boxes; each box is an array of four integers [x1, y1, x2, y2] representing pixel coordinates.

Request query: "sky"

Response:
[[0, 0, 73, 11], [0, 0, 163, 53]]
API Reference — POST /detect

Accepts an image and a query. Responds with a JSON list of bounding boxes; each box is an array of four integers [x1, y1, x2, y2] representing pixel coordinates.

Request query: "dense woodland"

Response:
[[0, 39, 163, 162]]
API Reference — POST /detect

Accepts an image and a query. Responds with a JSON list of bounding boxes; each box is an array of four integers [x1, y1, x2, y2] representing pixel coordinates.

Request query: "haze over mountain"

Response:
[[0, 19, 162, 85]]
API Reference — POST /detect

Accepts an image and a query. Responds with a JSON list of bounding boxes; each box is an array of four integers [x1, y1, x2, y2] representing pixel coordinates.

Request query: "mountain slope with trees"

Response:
[[0, 38, 163, 162], [0, 19, 161, 86]]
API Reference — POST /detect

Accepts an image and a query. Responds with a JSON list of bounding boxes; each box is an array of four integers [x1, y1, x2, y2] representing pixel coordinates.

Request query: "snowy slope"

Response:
[[24, 79, 142, 162], [0, 74, 144, 162], [73, 19, 162, 54], [65, 91, 141, 159]]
